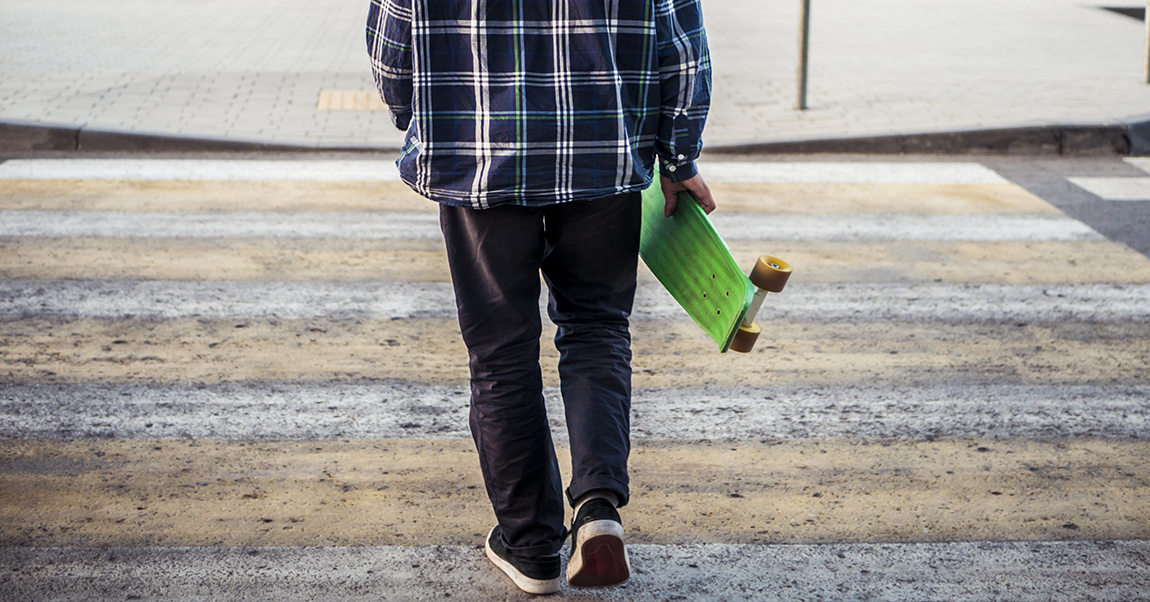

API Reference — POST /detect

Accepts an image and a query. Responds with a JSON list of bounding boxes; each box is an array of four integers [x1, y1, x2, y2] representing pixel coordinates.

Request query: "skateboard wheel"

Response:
[[729, 322, 761, 353], [749, 256, 792, 293]]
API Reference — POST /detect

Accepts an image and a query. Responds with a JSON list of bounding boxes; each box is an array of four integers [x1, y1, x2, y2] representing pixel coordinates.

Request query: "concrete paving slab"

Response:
[[3, 0, 1150, 151]]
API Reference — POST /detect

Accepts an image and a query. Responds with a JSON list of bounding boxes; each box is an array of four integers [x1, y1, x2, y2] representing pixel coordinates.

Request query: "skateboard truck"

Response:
[[729, 256, 792, 353]]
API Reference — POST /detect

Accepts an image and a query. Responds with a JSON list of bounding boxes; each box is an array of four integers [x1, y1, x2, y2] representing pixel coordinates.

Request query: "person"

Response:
[[368, 0, 714, 594]]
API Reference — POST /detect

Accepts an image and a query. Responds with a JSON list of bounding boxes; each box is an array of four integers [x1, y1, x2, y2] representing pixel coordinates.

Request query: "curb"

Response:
[[2, 118, 1149, 156], [706, 120, 1150, 156], [0, 120, 398, 154]]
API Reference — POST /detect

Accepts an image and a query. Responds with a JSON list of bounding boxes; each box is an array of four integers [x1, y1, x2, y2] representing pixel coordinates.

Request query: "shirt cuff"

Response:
[[659, 157, 698, 183], [390, 108, 412, 131]]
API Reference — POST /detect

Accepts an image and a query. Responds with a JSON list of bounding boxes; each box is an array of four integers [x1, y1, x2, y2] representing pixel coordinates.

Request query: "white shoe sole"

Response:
[[484, 527, 560, 595], [566, 520, 630, 587]]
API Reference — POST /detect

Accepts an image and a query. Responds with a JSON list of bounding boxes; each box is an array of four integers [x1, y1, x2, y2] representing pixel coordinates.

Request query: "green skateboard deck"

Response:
[[639, 171, 754, 353]]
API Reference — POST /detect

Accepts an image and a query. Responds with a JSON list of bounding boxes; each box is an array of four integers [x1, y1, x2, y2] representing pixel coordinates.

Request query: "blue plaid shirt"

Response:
[[367, 0, 711, 208]]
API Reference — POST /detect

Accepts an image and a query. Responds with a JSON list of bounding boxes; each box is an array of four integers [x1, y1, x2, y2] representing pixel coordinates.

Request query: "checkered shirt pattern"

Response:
[[367, 0, 711, 208]]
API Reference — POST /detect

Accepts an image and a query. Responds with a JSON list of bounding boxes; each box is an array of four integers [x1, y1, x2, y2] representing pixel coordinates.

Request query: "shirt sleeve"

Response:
[[367, 0, 414, 131], [655, 0, 711, 182]]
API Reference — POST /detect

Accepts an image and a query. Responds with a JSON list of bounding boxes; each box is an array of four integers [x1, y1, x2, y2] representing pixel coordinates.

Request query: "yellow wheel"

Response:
[[749, 255, 792, 293], [729, 322, 761, 353]]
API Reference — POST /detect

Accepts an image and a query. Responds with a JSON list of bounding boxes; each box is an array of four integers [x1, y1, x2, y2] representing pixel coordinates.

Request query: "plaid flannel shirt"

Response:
[[367, 0, 711, 208]]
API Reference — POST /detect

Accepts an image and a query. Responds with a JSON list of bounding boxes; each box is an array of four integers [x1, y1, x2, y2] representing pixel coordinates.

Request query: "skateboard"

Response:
[[639, 168, 791, 353]]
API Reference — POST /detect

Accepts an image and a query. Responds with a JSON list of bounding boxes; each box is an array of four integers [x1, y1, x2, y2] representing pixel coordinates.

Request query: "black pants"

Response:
[[439, 192, 641, 557]]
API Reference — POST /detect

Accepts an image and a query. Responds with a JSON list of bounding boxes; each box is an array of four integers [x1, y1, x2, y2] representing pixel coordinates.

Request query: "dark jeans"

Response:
[[439, 192, 641, 557]]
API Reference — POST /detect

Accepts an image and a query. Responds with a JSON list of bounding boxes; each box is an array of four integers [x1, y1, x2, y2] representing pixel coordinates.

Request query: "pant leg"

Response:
[[539, 192, 642, 508], [439, 203, 567, 557]]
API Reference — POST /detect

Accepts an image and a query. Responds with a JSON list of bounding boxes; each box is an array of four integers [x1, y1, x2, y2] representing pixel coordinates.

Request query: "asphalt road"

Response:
[[983, 156, 1150, 257], [1, 154, 1147, 601]]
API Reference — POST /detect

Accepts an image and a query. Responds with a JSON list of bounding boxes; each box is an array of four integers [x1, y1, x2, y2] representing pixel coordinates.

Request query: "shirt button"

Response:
[[667, 165, 677, 172], [677, 154, 685, 160]]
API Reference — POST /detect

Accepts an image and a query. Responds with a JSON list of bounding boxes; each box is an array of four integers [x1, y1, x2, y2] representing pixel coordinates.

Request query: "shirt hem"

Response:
[[401, 176, 655, 209]]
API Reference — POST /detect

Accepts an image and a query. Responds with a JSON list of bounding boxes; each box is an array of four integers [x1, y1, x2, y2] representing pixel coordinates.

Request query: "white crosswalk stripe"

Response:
[[0, 159, 404, 181], [3, 280, 1149, 321], [0, 210, 1103, 241], [3, 541, 1146, 601], [1068, 177, 1150, 201], [1068, 158, 1150, 200], [2, 382, 1146, 441], [0, 159, 1006, 184]]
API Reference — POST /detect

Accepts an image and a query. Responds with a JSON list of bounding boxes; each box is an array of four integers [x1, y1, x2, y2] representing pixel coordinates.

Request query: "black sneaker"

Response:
[[484, 526, 561, 595], [566, 497, 630, 587]]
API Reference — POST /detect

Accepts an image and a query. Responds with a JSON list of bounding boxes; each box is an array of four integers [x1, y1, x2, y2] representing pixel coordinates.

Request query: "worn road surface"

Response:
[[1, 156, 1148, 600]]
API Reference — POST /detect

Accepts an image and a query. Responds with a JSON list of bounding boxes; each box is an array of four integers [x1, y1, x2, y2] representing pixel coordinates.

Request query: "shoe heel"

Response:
[[567, 521, 630, 587]]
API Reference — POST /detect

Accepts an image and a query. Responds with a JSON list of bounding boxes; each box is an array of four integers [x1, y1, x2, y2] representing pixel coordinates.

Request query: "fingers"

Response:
[[659, 171, 716, 217], [681, 174, 716, 214], [660, 177, 682, 217]]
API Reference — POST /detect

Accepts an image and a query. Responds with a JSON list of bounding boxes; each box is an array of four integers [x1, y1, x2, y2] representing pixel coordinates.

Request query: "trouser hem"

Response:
[[501, 527, 569, 557], [566, 475, 631, 510]]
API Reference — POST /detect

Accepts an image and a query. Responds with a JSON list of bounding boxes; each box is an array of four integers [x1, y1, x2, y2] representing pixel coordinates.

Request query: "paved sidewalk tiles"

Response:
[[3, 0, 1150, 149]]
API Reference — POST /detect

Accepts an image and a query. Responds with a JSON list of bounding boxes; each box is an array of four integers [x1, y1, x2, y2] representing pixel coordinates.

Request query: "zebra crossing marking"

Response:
[[3, 541, 1147, 602], [3, 280, 1149, 321], [0, 210, 1103, 241], [3, 383, 1146, 440], [1, 158, 1146, 601], [1066, 157, 1150, 200], [0, 160, 1008, 184], [1068, 177, 1150, 201]]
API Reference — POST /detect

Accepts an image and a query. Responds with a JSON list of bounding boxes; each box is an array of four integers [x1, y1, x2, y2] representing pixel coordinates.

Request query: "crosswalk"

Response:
[[1069, 158, 1150, 201], [1, 159, 1148, 599]]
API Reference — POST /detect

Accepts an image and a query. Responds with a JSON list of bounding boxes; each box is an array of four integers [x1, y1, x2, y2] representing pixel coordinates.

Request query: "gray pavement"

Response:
[[3, 0, 1150, 150], [5, 541, 1150, 602], [4, 380, 1149, 441], [984, 155, 1150, 254]]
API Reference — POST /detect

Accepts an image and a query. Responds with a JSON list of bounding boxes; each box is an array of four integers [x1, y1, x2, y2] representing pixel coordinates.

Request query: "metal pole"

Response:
[[1144, 0, 1149, 84], [797, 0, 811, 109]]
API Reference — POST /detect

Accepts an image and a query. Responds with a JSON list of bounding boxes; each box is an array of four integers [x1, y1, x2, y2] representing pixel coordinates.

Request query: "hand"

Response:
[[660, 172, 716, 217]]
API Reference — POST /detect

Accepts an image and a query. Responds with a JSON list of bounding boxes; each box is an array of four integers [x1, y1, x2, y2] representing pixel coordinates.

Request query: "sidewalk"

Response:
[[2, 0, 1149, 151]]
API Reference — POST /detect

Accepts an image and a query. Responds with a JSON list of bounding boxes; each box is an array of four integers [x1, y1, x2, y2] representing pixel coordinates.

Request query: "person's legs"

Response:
[[540, 192, 642, 507], [441, 193, 640, 590], [440, 203, 567, 559], [540, 192, 641, 587]]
